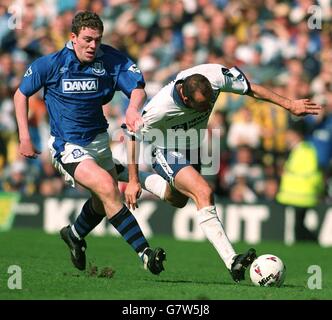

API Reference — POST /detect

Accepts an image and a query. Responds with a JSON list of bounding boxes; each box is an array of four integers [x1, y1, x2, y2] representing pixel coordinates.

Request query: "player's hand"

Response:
[[19, 139, 41, 159], [125, 181, 142, 210], [288, 99, 322, 116], [125, 107, 143, 132]]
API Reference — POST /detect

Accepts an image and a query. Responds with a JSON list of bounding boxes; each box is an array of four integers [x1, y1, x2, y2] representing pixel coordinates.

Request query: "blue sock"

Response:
[[70, 198, 105, 240], [108, 205, 149, 254]]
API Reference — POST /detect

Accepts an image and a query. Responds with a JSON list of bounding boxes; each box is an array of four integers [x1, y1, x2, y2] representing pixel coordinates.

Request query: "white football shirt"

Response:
[[141, 64, 250, 149]]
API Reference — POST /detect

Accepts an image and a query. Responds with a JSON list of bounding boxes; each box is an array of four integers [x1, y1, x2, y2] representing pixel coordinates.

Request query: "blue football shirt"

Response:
[[19, 41, 145, 159]]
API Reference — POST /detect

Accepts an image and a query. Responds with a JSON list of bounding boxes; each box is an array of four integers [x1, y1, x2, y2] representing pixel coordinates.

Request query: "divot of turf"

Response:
[[86, 262, 115, 278]]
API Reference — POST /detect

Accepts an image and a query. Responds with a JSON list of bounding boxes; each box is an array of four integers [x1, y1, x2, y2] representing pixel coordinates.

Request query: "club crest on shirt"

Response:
[[92, 61, 106, 75], [72, 148, 85, 159]]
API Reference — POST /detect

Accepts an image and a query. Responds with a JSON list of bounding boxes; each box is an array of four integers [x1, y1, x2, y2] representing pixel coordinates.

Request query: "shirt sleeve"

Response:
[[119, 111, 165, 142], [141, 108, 165, 133], [218, 66, 251, 95], [19, 56, 49, 97], [115, 56, 145, 98]]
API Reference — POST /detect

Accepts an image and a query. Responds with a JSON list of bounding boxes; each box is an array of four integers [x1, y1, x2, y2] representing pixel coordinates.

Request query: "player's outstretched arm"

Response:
[[125, 88, 146, 132], [248, 83, 322, 116], [14, 89, 41, 159], [125, 137, 142, 210]]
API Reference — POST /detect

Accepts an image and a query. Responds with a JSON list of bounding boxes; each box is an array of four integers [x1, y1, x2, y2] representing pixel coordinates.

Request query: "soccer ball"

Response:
[[249, 254, 286, 287]]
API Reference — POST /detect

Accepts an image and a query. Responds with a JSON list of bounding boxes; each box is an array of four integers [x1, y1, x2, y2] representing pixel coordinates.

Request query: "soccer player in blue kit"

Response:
[[14, 11, 165, 275]]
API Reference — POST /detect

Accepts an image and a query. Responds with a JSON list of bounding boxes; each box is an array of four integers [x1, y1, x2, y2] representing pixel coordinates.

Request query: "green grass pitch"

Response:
[[0, 229, 331, 300]]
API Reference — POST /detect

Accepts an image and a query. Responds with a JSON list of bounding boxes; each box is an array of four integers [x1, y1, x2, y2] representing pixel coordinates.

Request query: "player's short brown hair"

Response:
[[71, 11, 104, 35], [182, 74, 213, 103]]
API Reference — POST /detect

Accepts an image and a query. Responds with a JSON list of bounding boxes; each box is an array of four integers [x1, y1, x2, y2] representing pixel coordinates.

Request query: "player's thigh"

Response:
[[107, 166, 119, 182], [174, 166, 213, 201], [152, 148, 195, 206], [74, 159, 120, 198], [49, 132, 116, 188], [152, 148, 197, 186]]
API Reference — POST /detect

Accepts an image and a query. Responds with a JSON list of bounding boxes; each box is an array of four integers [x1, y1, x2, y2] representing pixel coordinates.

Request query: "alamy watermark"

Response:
[[111, 128, 222, 176], [307, 2, 332, 30], [7, 1, 23, 30], [307, 5, 323, 30], [1, 265, 22, 290], [307, 265, 322, 290]]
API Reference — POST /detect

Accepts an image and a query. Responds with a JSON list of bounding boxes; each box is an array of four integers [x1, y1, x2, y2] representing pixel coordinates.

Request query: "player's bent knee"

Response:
[[93, 178, 120, 201]]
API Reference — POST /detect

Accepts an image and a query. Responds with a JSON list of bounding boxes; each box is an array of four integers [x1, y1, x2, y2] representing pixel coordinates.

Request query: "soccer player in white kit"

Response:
[[123, 63, 322, 282]]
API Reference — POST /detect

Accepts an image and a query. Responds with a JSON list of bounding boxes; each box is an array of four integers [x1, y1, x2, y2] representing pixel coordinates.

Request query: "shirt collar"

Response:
[[172, 80, 187, 108]]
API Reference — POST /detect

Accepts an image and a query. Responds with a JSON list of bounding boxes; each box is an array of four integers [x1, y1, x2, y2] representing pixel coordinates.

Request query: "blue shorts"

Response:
[[152, 147, 201, 186]]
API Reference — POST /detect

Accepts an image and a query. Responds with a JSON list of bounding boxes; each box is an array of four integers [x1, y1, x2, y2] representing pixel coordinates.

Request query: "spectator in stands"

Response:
[[225, 145, 264, 200], [276, 120, 324, 242], [227, 107, 262, 150]]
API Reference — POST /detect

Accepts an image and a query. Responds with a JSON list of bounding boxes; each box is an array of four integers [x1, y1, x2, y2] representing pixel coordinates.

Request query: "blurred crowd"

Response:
[[0, 0, 332, 204]]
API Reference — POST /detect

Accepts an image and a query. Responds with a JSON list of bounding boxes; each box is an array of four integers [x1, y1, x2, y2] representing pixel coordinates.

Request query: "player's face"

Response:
[[71, 27, 102, 63]]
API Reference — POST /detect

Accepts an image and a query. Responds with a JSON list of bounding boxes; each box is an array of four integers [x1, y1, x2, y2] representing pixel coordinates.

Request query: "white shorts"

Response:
[[48, 132, 115, 187]]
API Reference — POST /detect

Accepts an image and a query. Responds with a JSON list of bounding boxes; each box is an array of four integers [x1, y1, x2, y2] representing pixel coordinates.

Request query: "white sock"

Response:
[[197, 206, 236, 269], [117, 166, 167, 200]]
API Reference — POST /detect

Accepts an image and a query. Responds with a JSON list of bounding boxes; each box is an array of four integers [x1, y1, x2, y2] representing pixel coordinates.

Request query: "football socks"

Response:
[[108, 205, 149, 254], [197, 205, 236, 269], [71, 198, 105, 240]]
